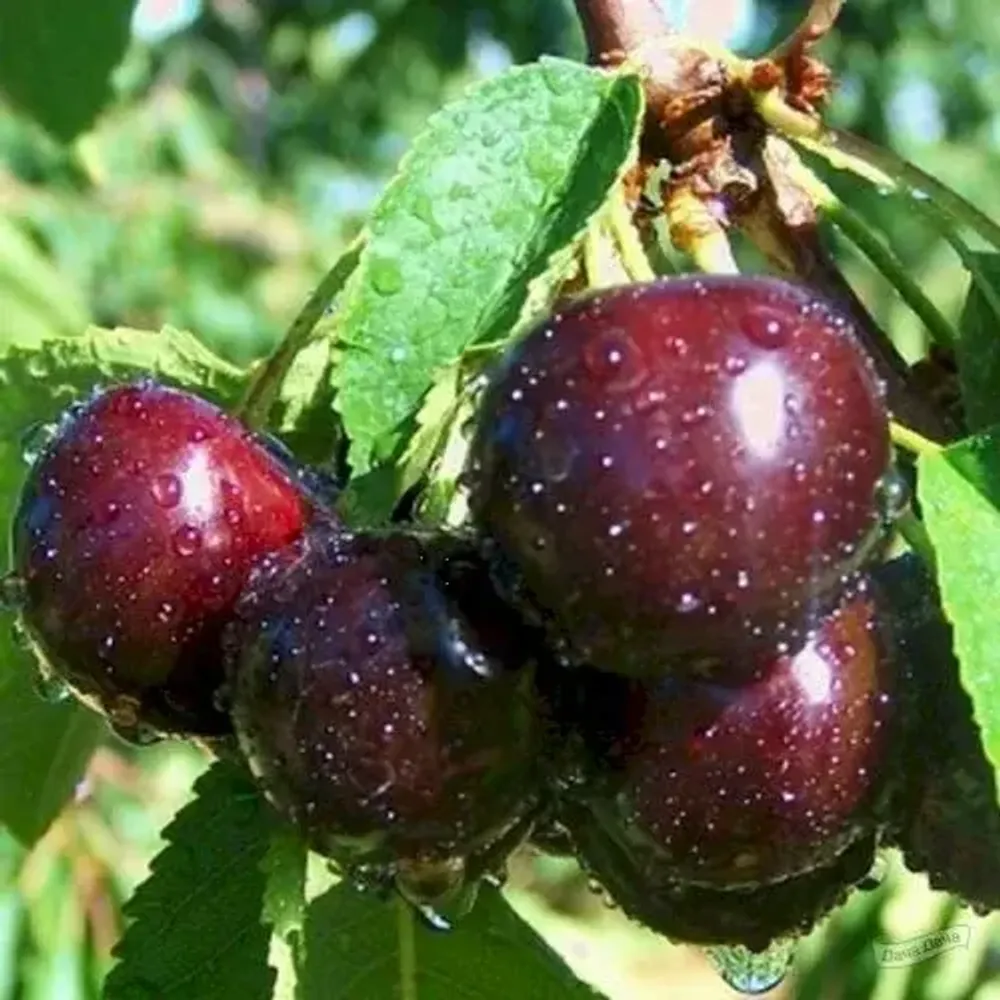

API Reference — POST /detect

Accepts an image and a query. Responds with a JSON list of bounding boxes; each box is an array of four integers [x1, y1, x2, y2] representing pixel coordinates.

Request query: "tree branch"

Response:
[[573, 0, 673, 61]]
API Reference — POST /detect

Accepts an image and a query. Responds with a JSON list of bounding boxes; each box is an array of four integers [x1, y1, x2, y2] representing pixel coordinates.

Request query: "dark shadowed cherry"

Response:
[[550, 585, 898, 889], [225, 525, 547, 884], [562, 796, 876, 949], [469, 275, 891, 676], [12, 380, 319, 736], [878, 554, 1000, 913]]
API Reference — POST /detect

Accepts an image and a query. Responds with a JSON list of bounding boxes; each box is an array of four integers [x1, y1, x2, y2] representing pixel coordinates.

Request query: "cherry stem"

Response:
[[803, 177, 957, 349], [890, 420, 944, 458], [895, 507, 939, 575], [237, 234, 365, 429], [397, 895, 419, 1000], [607, 184, 656, 282], [786, 128, 1000, 252]]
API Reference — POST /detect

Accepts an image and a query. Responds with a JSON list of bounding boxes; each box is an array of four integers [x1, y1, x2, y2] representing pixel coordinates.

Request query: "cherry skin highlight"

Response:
[[469, 275, 890, 676], [225, 525, 547, 879], [12, 380, 318, 736], [553, 588, 897, 889]]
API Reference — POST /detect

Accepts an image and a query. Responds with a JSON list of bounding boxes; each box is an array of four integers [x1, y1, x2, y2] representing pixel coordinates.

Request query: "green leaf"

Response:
[[956, 252, 1000, 432], [0, 0, 137, 141], [302, 884, 596, 999], [0, 670, 103, 846], [0, 325, 246, 846], [104, 760, 278, 1000], [918, 427, 1000, 774], [332, 58, 643, 477]]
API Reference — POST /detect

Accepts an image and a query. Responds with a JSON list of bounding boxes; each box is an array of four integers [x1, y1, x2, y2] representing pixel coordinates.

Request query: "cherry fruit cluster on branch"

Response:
[[11, 272, 998, 953]]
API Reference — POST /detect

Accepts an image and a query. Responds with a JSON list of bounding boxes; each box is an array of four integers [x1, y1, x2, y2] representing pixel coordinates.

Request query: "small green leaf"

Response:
[[956, 252, 1000, 432], [302, 884, 597, 999], [332, 58, 643, 476], [0, 325, 246, 846], [0, 0, 138, 140], [0, 669, 104, 847], [104, 760, 278, 1000], [918, 427, 1000, 774]]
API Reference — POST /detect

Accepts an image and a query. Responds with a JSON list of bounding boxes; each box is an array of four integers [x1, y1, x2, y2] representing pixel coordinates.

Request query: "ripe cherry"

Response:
[[552, 586, 897, 889], [12, 381, 319, 737], [225, 525, 547, 887], [469, 275, 890, 676], [564, 797, 876, 949]]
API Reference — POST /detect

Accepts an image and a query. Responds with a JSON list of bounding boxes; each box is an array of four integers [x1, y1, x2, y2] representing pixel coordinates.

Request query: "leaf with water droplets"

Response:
[[0, 324, 245, 845], [302, 883, 597, 999], [331, 57, 644, 479], [918, 426, 1000, 780], [104, 760, 279, 1000]]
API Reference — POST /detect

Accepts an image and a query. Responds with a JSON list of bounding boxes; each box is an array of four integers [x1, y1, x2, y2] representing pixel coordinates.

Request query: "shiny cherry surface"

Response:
[[470, 275, 890, 675]]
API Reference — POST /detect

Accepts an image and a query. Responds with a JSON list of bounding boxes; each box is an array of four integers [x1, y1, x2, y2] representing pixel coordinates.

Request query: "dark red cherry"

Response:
[[878, 554, 1000, 913], [469, 275, 890, 676], [563, 796, 876, 949], [225, 525, 547, 882], [12, 381, 318, 736], [555, 588, 897, 889]]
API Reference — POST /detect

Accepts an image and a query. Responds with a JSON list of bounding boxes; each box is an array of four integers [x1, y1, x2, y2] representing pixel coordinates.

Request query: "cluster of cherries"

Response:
[[11, 275, 998, 953]]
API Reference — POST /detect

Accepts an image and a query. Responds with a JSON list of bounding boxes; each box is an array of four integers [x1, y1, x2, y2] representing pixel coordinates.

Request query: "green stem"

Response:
[[890, 419, 943, 458], [895, 508, 939, 576], [817, 195, 957, 349], [606, 185, 655, 282], [397, 895, 418, 1000], [790, 128, 1000, 252], [238, 234, 365, 428]]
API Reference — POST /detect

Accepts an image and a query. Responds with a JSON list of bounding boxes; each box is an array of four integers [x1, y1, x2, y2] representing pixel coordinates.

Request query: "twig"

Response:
[[238, 234, 364, 428]]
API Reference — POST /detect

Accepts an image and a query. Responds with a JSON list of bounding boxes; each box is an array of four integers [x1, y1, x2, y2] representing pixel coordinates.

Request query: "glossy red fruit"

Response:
[[563, 796, 876, 949], [878, 554, 1000, 913], [12, 381, 318, 736], [469, 275, 890, 676], [555, 587, 897, 889], [225, 526, 547, 881]]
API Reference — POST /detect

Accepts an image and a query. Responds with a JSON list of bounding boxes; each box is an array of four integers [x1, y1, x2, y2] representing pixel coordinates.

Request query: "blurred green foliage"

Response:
[[2, 0, 1000, 997]]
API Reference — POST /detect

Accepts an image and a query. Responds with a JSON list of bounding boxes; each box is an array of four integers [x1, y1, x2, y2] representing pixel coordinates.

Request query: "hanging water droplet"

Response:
[[704, 937, 796, 995], [110, 720, 163, 747], [0, 573, 26, 612], [33, 669, 71, 704], [858, 852, 888, 892], [20, 421, 58, 465], [875, 469, 910, 526]]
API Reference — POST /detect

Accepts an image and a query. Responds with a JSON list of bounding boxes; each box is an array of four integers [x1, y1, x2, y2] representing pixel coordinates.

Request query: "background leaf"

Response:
[[103, 759, 278, 1000], [918, 427, 1000, 775], [0, 0, 138, 141], [332, 58, 643, 477], [0, 325, 244, 846], [302, 883, 599, 999], [955, 252, 1000, 432]]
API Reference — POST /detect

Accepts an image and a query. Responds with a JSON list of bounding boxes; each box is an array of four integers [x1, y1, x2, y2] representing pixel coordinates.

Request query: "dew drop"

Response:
[[704, 937, 796, 995], [875, 469, 910, 526], [857, 852, 888, 892], [370, 256, 404, 295], [0, 573, 26, 612], [151, 474, 182, 508], [111, 720, 164, 747], [20, 421, 58, 465], [173, 524, 203, 557], [33, 669, 71, 704], [741, 309, 791, 350], [412, 902, 453, 933]]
